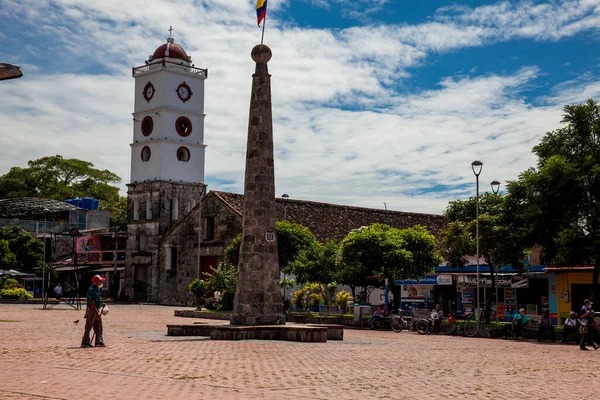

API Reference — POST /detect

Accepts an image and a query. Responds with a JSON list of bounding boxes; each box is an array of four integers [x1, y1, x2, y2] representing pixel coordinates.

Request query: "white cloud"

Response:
[[0, 0, 599, 216]]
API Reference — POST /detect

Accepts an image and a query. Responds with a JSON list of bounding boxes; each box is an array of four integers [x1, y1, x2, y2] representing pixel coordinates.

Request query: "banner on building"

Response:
[[395, 274, 452, 286], [457, 275, 529, 288]]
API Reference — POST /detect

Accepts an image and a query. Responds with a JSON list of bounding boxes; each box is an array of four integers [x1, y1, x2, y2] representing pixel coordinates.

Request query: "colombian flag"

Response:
[[256, 0, 267, 27]]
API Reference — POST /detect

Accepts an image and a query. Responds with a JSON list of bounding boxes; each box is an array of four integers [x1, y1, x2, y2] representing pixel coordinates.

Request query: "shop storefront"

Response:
[[394, 274, 454, 311], [547, 266, 596, 324], [395, 265, 553, 321]]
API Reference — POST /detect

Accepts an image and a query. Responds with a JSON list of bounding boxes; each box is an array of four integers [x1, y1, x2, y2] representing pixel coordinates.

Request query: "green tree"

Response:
[[290, 239, 340, 310], [224, 221, 318, 273], [506, 99, 600, 301], [0, 239, 17, 269], [0, 226, 43, 272], [203, 262, 237, 310], [340, 224, 441, 304], [0, 155, 126, 228], [441, 193, 529, 322]]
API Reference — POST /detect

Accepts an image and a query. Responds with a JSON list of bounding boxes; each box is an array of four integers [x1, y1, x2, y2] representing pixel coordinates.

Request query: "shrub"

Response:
[[218, 291, 235, 311], [309, 292, 324, 307], [187, 279, 206, 310], [2, 278, 21, 289], [336, 290, 351, 307], [291, 287, 308, 309], [0, 287, 33, 300]]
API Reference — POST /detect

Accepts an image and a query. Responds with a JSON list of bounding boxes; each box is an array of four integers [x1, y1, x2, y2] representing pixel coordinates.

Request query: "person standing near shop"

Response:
[[578, 299, 598, 351], [81, 275, 106, 348]]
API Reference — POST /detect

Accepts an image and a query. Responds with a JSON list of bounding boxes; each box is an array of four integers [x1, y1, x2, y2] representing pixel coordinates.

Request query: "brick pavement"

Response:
[[0, 304, 597, 399]]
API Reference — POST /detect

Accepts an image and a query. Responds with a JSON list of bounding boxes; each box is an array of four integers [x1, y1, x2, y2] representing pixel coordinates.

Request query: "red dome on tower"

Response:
[[152, 38, 188, 61]]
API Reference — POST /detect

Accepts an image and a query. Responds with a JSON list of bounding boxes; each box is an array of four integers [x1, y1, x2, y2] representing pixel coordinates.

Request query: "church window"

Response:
[[146, 200, 152, 219], [137, 232, 147, 252], [141, 146, 151, 162], [133, 200, 139, 221], [166, 246, 178, 270], [205, 216, 215, 241], [141, 116, 153, 136], [177, 147, 190, 162], [175, 116, 192, 137], [171, 198, 179, 221]]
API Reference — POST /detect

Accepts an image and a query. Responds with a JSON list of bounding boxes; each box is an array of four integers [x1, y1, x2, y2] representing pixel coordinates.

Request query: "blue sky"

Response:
[[0, 0, 599, 214]]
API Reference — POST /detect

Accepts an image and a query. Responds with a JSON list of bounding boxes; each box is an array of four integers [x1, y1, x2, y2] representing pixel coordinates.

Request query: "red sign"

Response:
[[550, 285, 555, 291], [497, 303, 505, 320]]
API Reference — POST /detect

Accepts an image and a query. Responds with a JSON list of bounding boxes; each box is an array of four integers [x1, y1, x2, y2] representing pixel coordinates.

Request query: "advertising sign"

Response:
[[462, 290, 474, 315], [401, 284, 433, 303], [395, 274, 452, 286], [457, 275, 528, 288], [497, 303, 505, 320]]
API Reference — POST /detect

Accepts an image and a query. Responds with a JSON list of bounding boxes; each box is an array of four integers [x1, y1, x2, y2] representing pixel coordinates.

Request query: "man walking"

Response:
[[81, 275, 106, 348], [579, 299, 598, 351]]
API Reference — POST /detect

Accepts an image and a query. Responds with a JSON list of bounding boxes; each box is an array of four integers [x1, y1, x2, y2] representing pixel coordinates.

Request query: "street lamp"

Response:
[[471, 160, 483, 318], [490, 180, 501, 321], [197, 183, 207, 278], [42, 207, 49, 305], [281, 193, 289, 220], [111, 228, 118, 299], [490, 180, 501, 194], [0, 63, 23, 81]]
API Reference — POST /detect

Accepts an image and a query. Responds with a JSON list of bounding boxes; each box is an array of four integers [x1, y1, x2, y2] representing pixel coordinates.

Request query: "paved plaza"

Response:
[[0, 304, 597, 399]]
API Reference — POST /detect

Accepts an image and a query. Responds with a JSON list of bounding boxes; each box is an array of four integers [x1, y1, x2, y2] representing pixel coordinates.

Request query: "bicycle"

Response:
[[390, 309, 412, 333], [439, 311, 481, 337]]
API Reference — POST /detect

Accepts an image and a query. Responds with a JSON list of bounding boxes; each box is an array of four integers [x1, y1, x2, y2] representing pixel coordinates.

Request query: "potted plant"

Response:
[[336, 290, 350, 314], [187, 278, 206, 310], [309, 292, 324, 312], [291, 287, 308, 310]]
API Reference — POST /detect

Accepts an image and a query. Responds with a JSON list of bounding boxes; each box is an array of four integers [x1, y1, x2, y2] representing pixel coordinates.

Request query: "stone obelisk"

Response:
[[231, 45, 285, 326]]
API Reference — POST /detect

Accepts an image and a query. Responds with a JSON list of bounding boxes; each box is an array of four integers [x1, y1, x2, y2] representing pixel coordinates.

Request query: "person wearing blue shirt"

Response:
[[512, 308, 531, 339], [578, 299, 598, 351]]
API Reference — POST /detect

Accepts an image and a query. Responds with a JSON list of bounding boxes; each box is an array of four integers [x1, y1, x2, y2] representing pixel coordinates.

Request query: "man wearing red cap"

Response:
[[81, 275, 106, 348]]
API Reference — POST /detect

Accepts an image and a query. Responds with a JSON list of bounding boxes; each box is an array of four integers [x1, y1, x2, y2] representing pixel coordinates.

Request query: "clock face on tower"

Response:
[[176, 82, 193, 102], [143, 82, 155, 102]]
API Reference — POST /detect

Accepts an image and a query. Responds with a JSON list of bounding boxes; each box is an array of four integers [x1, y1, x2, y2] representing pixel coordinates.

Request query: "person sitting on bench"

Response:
[[538, 309, 555, 342], [512, 308, 531, 339], [369, 302, 387, 329], [561, 311, 578, 343]]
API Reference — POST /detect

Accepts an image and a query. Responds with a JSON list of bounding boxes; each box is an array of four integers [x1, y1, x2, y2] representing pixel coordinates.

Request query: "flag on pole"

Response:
[[256, 0, 267, 27]]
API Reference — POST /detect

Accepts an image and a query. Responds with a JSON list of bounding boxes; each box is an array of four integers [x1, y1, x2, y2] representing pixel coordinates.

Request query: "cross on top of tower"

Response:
[[168, 26, 173, 38]]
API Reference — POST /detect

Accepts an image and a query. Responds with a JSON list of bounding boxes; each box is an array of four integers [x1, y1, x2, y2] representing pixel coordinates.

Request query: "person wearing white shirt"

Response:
[[54, 283, 63, 299], [561, 311, 578, 343]]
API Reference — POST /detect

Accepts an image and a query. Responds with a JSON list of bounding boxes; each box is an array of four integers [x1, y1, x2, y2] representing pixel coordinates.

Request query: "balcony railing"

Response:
[[76, 251, 126, 264], [132, 60, 208, 78], [0, 218, 84, 236]]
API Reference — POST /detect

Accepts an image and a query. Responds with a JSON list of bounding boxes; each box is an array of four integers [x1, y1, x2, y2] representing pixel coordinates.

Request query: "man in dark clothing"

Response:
[[81, 275, 106, 348], [579, 299, 598, 351], [538, 309, 555, 342]]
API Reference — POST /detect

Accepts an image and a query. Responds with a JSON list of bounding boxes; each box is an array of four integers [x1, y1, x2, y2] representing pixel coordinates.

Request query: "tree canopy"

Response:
[[224, 220, 318, 273], [0, 155, 127, 229], [0, 226, 43, 272], [340, 224, 440, 282], [506, 99, 600, 301], [291, 239, 339, 286]]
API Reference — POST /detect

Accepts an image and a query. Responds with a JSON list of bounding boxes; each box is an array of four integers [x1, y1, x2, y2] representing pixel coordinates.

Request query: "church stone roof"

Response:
[[0, 197, 82, 219], [210, 190, 447, 242]]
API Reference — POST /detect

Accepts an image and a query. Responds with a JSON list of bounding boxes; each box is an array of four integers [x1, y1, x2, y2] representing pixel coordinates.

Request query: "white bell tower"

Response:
[[130, 33, 207, 184], [125, 30, 208, 303]]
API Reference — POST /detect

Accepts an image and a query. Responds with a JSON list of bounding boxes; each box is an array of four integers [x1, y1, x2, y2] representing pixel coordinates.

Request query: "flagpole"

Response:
[[260, 13, 266, 45]]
